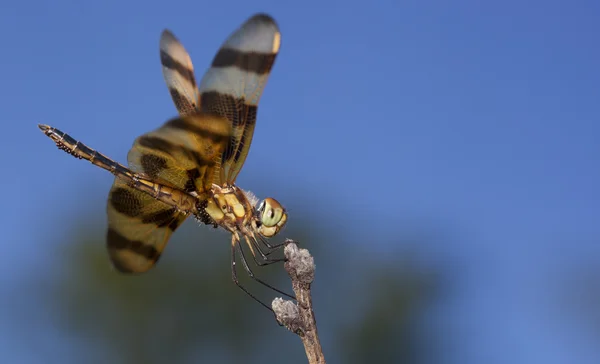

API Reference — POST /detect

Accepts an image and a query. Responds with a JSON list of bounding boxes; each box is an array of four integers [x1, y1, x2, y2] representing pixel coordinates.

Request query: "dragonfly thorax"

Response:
[[202, 185, 287, 238]]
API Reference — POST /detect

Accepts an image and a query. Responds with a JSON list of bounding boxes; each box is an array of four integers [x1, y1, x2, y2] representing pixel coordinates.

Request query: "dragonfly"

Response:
[[38, 13, 293, 311]]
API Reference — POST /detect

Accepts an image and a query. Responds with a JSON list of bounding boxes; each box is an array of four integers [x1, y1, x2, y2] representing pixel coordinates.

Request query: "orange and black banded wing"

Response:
[[106, 178, 188, 273], [197, 13, 281, 184], [160, 29, 200, 116], [106, 114, 232, 273], [127, 114, 233, 195]]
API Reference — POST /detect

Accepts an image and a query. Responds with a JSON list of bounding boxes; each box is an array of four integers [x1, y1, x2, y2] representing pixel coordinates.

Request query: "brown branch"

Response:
[[273, 240, 326, 364]]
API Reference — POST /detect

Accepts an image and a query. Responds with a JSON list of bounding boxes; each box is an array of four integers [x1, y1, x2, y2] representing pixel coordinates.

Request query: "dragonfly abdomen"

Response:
[[38, 124, 199, 215], [38, 124, 132, 177]]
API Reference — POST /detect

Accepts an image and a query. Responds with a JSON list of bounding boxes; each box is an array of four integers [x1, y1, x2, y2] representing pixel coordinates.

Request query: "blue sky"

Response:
[[1, 0, 599, 362]]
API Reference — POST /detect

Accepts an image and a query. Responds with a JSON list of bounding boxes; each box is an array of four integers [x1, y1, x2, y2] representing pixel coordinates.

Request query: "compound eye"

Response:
[[259, 198, 284, 228]]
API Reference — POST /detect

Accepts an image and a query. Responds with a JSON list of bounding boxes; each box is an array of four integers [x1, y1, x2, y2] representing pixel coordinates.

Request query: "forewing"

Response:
[[106, 178, 187, 273], [127, 114, 232, 194], [198, 13, 281, 184], [160, 30, 200, 116]]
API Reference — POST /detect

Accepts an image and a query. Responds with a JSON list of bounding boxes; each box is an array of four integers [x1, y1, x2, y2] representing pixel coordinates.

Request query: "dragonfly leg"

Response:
[[262, 238, 292, 250], [245, 236, 285, 266], [256, 236, 297, 257], [231, 239, 275, 312], [237, 241, 296, 300]]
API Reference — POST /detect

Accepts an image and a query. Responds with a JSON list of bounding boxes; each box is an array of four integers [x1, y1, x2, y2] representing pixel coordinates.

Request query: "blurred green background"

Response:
[[26, 182, 445, 364]]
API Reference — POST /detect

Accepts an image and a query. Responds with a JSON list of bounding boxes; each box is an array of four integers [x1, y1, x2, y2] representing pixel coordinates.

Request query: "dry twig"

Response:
[[273, 240, 326, 364]]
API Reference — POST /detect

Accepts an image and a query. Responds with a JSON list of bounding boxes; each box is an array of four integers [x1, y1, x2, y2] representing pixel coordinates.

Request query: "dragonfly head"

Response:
[[256, 197, 287, 237]]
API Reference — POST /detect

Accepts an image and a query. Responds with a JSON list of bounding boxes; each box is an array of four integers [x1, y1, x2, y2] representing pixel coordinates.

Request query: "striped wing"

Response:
[[160, 30, 200, 116], [200, 13, 281, 184], [107, 179, 187, 273], [127, 114, 232, 194], [161, 13, 281, 184], [106, 114, 232, 273]]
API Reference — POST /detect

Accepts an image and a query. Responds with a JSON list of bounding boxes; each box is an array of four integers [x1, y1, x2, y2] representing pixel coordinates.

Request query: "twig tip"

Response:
[[284, 241, 315, 284]]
